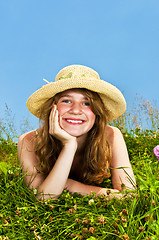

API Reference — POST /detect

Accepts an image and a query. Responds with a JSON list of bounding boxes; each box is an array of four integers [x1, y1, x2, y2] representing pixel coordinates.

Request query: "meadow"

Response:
[[0, 97, 159, 240]]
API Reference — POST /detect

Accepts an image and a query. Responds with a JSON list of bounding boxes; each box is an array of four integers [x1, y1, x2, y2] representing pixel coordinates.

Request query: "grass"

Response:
[[0, 99, 159, 240]]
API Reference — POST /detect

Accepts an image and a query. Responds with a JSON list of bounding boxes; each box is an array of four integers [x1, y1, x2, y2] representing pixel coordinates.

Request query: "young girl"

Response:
[[18, 65, 136, 199]]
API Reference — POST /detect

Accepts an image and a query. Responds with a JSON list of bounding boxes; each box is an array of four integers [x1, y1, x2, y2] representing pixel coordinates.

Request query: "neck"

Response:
[[76, 134, 87, 154]]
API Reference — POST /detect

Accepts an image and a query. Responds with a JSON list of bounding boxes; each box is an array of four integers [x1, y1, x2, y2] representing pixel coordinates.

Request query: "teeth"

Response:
[[66, 119, 83, 123]]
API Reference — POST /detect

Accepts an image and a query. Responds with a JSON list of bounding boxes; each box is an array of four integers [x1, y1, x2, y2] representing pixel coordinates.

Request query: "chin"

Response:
[[65, 129, 87, 137], [67, 132, 84, 137]]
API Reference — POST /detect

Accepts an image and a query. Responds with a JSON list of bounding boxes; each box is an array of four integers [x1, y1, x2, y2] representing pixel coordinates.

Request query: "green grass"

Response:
[[0, 131, 159, 240], [0, 100, 159, 239]]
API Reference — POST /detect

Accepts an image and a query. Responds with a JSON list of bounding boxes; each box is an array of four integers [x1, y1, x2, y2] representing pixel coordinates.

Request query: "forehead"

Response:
[[59, 89, 88, 98]]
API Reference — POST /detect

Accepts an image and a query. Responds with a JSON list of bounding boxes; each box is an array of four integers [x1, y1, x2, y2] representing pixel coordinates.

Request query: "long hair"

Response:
[[34, 88, 111, 184]]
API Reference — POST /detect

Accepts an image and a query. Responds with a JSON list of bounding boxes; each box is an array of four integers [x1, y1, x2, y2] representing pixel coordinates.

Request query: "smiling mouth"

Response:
[[64, 118, 85, 125]]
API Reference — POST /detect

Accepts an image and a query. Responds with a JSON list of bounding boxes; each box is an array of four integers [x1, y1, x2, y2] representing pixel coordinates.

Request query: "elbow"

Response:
[[36, 189, 61, 200], [37, 184, 65, 200]]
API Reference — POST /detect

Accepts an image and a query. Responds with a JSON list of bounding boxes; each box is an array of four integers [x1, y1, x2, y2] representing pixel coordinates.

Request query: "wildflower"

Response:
[[138, 226, 144, 232], [41, 224, 47, 230], [73, 204, 77, 210], [153, 145, 159, 161], [121, 216, 127, 223], [4, 217, 11, 223], [34, 231, 42, 240], [114, 230, 120, 235], [122, 209, 127, 215], [88, 199, 94, 205], [82, 228, 88, 233], [76, 234, 84, 240], [145, 214, 154, 222], [33, 189, 38, 195], [15, 209, 21, 215], [1, 237, 9, 240], [68, 208, 74, 214], [82, 219, 90, 225], [70, 233, 76, 238], [122, 235, 129, 240], [75, 218, 80, 223], [8, 170, 13, 174], [49, 204, 55, 209], [34, 219, 39, 223], [151, 200, 155, 206], [4, 220, 9, 226], [30, 225, 36, 231], [97, 216, 106, 224], [89, 227, 95, 234]]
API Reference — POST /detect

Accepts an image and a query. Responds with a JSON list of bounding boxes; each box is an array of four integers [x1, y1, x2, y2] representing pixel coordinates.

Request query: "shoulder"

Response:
[[106, 125, 123, 145], [106, 125, 121, 135], [18, 130, 39, 167], [18, 130, 37, 152]]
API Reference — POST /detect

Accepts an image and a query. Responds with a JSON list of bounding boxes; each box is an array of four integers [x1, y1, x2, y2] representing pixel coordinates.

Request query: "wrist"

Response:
[[63, 139, 77, 151]]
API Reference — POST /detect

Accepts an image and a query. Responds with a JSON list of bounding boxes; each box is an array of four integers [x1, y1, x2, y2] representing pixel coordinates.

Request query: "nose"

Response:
[[69, 102, 82, 114]]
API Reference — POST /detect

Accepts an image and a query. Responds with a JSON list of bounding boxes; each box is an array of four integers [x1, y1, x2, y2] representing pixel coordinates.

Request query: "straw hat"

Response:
[[26, 65, 126, 121]]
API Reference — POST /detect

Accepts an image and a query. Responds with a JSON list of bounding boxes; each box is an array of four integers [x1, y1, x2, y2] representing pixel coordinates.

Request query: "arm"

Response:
[[65, 178, 121, 199], [65, 126, 136, 197], [110, 126, 136, 191], [18, 131, 45, 189], [18, 106, 77, 199]]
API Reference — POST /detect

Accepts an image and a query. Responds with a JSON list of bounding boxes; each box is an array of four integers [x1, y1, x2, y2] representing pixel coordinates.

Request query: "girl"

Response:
[[18, 65, 136, 199]]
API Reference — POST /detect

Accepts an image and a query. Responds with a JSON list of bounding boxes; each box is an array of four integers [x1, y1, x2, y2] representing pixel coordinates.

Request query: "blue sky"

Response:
[[0, 0, 159, 132]]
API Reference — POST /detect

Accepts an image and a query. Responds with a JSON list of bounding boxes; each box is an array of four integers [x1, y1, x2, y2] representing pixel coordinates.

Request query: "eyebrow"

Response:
[[60, 94, 89, 100]]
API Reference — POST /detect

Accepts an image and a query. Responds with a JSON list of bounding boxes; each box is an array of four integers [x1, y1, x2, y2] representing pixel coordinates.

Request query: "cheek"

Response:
[[86, 110, 96, 125], [91, 115, 96, 126], [57, 104, 68, 115]]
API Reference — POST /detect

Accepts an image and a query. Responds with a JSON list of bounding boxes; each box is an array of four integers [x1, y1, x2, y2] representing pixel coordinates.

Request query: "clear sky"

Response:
[[0, 0, 159, 132]]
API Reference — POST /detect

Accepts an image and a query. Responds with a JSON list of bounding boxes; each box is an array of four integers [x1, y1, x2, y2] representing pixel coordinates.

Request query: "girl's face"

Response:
[[56, 90, 96, 137]]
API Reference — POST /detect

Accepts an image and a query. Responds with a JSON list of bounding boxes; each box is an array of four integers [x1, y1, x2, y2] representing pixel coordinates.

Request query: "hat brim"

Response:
[[26, 78, 126, 122]]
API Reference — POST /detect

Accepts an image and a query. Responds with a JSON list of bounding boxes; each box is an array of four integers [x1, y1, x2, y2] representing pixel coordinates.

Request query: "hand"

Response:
[[98, 188, 123, 200], [49, 105, 77, 146]]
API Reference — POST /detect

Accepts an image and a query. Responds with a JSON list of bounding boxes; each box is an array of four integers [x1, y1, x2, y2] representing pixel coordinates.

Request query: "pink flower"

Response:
[[153, 145, 159, 161]]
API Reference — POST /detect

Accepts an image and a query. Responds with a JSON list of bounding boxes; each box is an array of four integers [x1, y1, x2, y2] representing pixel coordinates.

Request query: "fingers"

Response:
[[49, 105, 77, 145], [49, 105, 58, 135]]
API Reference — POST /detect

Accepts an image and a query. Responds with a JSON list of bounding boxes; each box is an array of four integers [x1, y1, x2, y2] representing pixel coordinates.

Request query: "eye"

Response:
[[82, 102, 90, 106], [61, 99, 71, 103]]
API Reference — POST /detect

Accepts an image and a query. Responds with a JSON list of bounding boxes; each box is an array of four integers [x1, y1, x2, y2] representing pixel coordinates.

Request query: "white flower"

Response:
[[8, 170, 13, 174], [73, 204, 78, 210], [34, 231, 42, 240], [88, 199, 94, 205], [33, 189, 38, 195]]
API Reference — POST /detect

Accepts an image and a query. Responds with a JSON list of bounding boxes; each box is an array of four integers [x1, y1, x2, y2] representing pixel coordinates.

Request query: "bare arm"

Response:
[[64, 126, 136, 197], [18, 131, 45, 189], [65, 178, 121, 199], [18, 106, 77, 199], [110, 126, 136, 191], [18, 109, 135, 200], [18, 133, 120, 200]]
